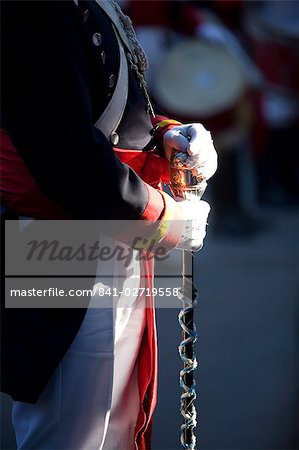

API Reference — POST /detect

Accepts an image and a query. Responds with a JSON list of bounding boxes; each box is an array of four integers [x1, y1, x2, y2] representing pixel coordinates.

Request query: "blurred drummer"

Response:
[[125, 0, 260, 91]]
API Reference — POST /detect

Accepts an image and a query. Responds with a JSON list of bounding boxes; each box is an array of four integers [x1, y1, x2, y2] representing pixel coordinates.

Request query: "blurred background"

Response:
[[1, 0, 299, 449], [124, 0, 299, 448]]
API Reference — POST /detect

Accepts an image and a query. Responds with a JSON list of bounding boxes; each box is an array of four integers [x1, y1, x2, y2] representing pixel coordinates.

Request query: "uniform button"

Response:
[[83, 9, 89, 22], [109, 74, 115, 88], [92, 33, 102, 46], [101, 50, 106, 64], [110, 132, 119, 146]]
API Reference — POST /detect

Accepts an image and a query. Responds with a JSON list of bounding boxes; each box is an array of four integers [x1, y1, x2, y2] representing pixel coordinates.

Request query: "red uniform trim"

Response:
[[134, 258, 157, 450], [140, 185, 165, 221]]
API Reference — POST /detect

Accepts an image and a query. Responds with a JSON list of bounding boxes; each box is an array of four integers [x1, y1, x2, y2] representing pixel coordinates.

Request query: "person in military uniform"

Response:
[[1, 1, 217, 449]]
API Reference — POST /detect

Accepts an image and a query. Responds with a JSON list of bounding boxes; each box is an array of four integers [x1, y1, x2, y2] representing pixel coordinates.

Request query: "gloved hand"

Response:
[[163, 123, 217, 180], [175, 196, 211, 252]]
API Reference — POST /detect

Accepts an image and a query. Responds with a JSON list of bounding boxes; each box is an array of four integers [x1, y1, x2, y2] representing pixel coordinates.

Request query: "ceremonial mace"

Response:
[[169, 154, 207, 450]]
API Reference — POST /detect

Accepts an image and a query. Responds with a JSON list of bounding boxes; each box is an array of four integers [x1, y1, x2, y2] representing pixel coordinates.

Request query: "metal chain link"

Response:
[[178, 284, 198, 449]]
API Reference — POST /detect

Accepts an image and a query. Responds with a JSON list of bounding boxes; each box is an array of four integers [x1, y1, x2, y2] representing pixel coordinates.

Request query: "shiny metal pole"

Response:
[[169, 157, 207, 449]]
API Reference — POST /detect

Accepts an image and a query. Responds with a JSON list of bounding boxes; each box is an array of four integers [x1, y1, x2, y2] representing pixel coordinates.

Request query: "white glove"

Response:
[[163, 123, 217, 180], [175, 197, 210, 252]]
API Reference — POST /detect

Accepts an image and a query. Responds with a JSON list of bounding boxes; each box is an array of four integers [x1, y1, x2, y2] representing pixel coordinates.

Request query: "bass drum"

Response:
[[152, 39, 253, 151]]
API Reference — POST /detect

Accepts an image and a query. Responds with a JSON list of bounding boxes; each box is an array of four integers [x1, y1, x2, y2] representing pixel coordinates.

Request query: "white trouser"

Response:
[[12, 238, 146, 450]]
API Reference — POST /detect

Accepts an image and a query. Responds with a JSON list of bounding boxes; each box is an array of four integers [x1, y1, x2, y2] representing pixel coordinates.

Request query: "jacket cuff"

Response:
[[153, 189, 183, 252], [133, 187, 183, 255], [151, 115, 182, 156], [140, 183, 165, 221], [113, 185, 183, 256]]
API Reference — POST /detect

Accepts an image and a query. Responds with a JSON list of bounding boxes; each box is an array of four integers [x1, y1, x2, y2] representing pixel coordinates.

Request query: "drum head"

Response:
[[153, 39, 247, 118]]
